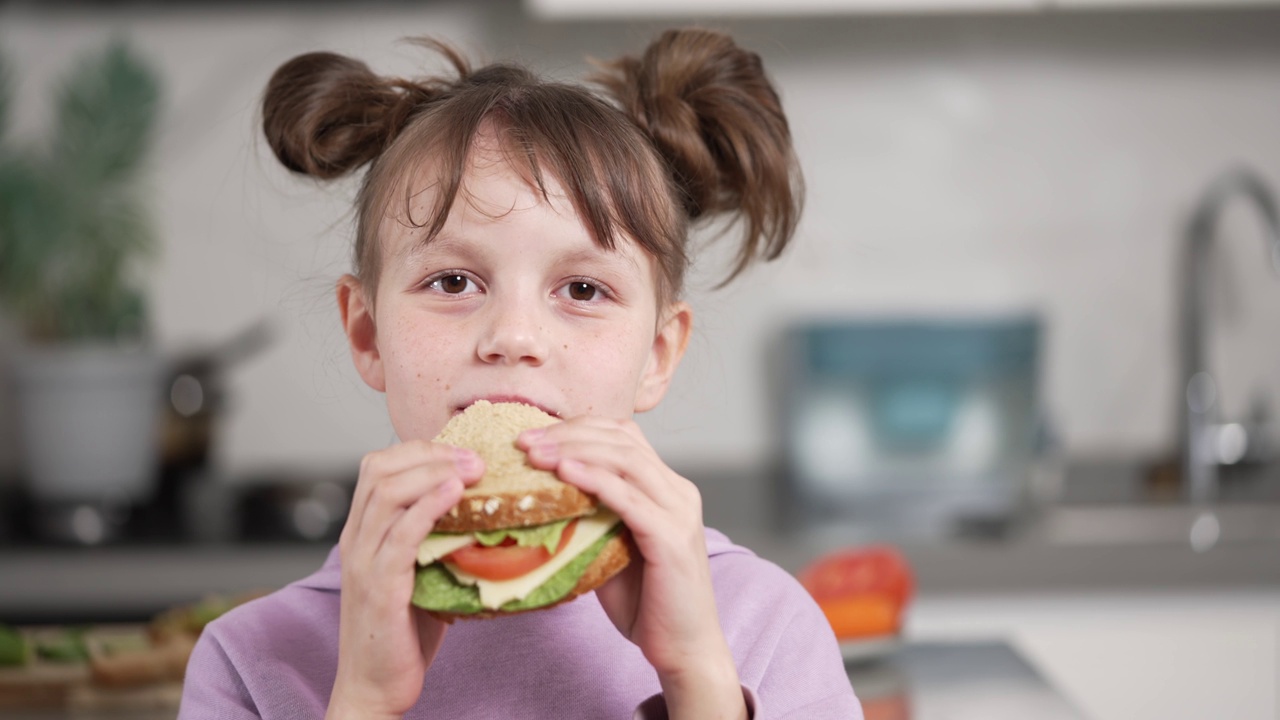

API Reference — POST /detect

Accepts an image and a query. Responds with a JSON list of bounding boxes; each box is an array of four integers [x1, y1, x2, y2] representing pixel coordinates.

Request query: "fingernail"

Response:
[[530, 442, 559, 463], [520, 428, 546, 444], [454, 448, 482, 474]]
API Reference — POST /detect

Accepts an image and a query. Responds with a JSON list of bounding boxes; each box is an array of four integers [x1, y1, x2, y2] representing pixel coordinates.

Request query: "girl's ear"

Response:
[[337, 274, 386, 392], [634, 301, 693, 413]]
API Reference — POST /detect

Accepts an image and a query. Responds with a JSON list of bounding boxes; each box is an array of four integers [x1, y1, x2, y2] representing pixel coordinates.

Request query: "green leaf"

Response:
[[53, 39, 160, 186], [35, 628, 88, 664], [0, 51, 11, 143], [189, 596, 235, 629], [473, 519, 572, 553], [0, 38, 161, 342], [0, 624, 28, 667], [412, 525, 620, 615]]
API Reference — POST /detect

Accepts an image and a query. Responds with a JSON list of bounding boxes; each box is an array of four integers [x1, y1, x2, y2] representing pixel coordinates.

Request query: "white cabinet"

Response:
[[909, 591, 1280, 720], [525, 0, 1280, 17], [1052, 0, 1280, 7], [526, 0, 1042, 17]]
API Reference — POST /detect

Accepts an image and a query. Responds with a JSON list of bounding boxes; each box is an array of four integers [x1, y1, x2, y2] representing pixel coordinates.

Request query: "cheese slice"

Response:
[[443, 508, 620, 609], [416, 533, 476, 566]]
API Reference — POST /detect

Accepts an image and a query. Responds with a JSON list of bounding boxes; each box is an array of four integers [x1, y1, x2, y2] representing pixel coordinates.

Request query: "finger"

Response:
[[535, 416, 654, 450], [414, 606, 450, 663], [518, 419, 661, 477], [345, 441, 475, 546], [527, 436, 688, 514], [593, 542, 642, 631], [376, 477, 466, 576], [555, 458, 668, 540], [349, 456, 482, 567], [518, 416, 623, 448]]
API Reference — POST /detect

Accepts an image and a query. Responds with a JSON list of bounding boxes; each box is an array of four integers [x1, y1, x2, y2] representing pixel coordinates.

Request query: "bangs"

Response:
[[355, 68, 687, 303]]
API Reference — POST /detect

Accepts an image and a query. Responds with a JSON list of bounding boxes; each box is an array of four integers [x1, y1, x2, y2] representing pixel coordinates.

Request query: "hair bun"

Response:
[[595, 28, 802, 280], [262, 51, 439, 179]]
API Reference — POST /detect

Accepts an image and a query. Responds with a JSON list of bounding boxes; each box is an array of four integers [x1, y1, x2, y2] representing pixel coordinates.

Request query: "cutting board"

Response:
[[0, 625, 187, 715]]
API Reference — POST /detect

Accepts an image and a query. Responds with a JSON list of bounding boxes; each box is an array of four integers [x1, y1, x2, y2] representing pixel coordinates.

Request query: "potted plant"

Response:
[[0, 39, 164, 535]]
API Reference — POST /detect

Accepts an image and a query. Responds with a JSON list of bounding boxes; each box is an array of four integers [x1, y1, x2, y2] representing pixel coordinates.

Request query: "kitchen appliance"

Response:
[[10, 345, 165, 545], [2, 320, 273, 545], [779, 315, 1045, 539]]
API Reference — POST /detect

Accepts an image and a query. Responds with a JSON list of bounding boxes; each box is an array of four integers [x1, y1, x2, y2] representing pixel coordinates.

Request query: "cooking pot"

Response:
[[158, 319, 272, 475]]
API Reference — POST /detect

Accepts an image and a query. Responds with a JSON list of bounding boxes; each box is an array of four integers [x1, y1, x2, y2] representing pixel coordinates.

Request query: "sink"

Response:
[[1037, 458, 1280, 549], [1036, 503, 1280, 548]]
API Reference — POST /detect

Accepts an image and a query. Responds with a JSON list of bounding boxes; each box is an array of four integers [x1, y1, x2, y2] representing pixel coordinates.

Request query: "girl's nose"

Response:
[[476, 299, 549, 367]]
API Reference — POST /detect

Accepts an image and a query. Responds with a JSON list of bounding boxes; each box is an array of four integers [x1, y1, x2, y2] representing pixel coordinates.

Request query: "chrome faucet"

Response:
[[1179, 166, 1280, 505]]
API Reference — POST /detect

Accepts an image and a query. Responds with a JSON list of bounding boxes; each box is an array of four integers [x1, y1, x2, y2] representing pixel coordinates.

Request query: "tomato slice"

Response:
[[444, 520, 578, 581]]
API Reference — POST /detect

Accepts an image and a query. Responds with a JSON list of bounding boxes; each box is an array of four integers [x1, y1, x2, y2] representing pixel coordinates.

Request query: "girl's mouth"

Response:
[[454, 395, 561, 418]]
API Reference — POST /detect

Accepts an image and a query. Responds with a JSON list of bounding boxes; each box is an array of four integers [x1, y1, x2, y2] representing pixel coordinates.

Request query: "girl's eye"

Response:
[[567, 281, 597, 302], [557, 279, 609, 303], [426, 273, 477, 295]]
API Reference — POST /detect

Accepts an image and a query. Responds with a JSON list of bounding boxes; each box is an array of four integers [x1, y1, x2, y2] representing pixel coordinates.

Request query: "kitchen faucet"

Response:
[[1179, 166, 1280, 505]]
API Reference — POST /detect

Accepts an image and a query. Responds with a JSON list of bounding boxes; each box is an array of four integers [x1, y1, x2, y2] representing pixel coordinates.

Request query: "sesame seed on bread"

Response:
[[430, 400, 598, 533]]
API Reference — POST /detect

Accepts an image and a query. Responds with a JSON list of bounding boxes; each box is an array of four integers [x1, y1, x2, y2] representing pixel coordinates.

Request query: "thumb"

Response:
[[414, 607, 450, 665], [594, 555, 643, 640]]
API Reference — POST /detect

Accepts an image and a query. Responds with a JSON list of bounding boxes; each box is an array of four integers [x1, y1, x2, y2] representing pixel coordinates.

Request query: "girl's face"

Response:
[[338, 137, 692, 442]]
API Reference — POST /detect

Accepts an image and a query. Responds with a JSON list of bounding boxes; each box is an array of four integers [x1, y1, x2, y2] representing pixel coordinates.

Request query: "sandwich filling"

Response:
[[412, 508, 622, 613]]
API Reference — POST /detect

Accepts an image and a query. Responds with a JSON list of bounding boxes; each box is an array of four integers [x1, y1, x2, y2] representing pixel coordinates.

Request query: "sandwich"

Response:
[[411, 401, 631, 621]]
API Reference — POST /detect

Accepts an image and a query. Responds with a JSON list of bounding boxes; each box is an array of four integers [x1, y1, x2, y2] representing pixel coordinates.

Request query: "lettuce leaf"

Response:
[[412, 525, 620, 614], [472, 519, 571, 553]]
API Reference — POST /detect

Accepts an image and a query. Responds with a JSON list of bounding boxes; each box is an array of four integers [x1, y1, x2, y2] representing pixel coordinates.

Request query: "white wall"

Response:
[[2, 3, 1279, 480]]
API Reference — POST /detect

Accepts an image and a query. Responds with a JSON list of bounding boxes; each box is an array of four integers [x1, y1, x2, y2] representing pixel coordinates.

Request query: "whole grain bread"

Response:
[[431, 401, 597, 533], [427, 531, 632, 623]]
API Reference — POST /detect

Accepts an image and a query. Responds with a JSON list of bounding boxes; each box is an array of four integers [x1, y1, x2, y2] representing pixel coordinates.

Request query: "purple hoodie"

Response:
[[179, 528, 862, 719]]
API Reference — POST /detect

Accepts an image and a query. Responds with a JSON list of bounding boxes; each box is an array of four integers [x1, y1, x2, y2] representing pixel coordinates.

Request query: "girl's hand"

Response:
[[518, 418, 747, 720], [327, 441, 484, 720]]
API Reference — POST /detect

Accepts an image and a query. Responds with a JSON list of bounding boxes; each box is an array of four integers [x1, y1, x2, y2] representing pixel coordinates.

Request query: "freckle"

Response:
[[445, 384, 452, 391], [563, 344, 568, 350]]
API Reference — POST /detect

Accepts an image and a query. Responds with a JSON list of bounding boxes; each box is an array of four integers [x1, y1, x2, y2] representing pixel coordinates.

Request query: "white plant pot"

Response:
[[10, 344, 165, 504]]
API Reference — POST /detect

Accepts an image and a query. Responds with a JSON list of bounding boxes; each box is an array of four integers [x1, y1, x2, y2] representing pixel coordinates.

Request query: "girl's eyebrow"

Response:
[[403, 233, 469, 263], [404, 232, 640, 276], [554, 246, 641, 275]]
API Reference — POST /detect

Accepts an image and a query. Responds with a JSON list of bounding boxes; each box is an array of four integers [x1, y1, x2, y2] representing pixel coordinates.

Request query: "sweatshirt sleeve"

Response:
[[711, 549, 865, 720], [751, 604, 864, 719], [178, 629, 262, 720]]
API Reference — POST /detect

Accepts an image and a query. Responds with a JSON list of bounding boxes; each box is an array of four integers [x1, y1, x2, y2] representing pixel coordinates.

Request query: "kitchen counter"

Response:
[[2, 502, 1280, 623], [3, 458, 1279, 621], [2, 464, 1275, 718], [1, 640, 1081, 720], [2, 526, 1278, 623], [848, 641, 1083, 719]]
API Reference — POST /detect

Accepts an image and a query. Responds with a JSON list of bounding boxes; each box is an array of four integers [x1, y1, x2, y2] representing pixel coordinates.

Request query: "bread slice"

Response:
[[428, 531, 632, 623], [431, 401, 597, 533]]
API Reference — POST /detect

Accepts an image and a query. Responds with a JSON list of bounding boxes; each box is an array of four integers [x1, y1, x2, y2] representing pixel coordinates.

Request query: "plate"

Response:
[[839, 634, 902, 664]]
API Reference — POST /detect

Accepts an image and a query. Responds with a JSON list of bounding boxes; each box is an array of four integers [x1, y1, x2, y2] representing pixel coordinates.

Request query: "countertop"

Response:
[[0, 640, 1082, 720], [848, 640, 1083, 719], [3, 460, 1280, 622], [2, 520, 1278, 624]]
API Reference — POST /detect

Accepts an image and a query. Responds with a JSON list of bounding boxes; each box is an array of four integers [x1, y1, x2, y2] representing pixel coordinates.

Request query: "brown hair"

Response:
[[261, 28, 802, 304]]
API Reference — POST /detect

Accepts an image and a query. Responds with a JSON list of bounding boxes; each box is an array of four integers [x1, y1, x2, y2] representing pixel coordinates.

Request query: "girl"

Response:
[[179, 28, 861, 720]]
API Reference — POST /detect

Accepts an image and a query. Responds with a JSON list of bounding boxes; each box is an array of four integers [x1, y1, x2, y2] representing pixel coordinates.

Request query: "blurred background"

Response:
[[1, 1, 1278, 718]]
